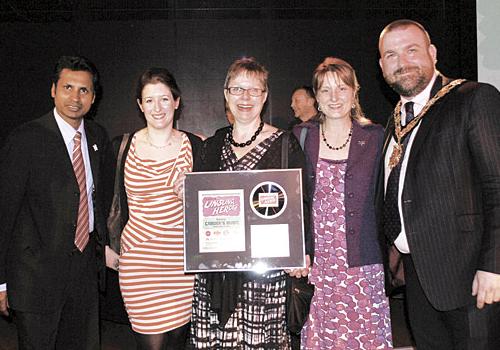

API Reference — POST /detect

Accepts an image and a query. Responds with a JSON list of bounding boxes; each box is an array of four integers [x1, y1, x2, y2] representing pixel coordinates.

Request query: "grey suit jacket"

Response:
[[0, 112, 111, 313], [376, 76, 500, 310]]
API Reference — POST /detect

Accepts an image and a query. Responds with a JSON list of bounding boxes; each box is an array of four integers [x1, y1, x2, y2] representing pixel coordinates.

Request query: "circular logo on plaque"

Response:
[[249, 181, 287, 219]]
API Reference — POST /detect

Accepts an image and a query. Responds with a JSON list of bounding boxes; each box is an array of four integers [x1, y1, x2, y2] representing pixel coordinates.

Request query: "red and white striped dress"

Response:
[[119, 133, 195, 334]]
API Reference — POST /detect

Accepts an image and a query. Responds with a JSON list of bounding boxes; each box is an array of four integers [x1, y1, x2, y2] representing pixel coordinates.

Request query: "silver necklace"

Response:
[[146, 131, 171, 149]]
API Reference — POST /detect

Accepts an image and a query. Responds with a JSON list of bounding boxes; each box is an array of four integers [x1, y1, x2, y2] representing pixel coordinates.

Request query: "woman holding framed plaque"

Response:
[[293, 57, 393, 349], [189, 57, 311, 349]]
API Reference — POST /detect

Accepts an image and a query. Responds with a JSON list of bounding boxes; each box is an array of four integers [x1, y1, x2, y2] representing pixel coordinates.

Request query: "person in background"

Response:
[[224, 100, 235, 124], [289, 85, 318, 129], [377, 19, 500, 349], [0, 56, 110, 349], [294, 57, 392, 349], [106, 67, 203, 349], [189, 57, 311, 349]]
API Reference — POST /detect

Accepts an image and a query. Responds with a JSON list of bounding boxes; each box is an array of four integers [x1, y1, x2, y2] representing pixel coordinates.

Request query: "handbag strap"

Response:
[[113, 133, 130, 195], [281, 132, 289, 169]]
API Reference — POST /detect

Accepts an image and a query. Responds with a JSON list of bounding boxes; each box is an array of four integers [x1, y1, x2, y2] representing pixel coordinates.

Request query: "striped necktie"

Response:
[[72, 131, 89, 251]]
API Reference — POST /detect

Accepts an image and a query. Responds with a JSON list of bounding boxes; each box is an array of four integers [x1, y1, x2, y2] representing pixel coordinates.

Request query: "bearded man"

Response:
[[376, 19, 500, 349]]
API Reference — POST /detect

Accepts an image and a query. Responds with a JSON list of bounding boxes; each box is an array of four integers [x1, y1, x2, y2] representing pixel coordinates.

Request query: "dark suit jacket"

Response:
[[0, 111, 111, 313], [376, 76, 500, 311], [294, 119, 384, 268]]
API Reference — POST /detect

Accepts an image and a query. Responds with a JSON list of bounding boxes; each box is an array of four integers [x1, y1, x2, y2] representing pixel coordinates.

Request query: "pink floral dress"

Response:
[[301, 158, 393, 349]]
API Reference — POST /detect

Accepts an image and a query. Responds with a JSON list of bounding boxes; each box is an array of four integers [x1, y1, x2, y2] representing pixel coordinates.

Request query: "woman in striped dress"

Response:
[[108, 68, 202, 349]]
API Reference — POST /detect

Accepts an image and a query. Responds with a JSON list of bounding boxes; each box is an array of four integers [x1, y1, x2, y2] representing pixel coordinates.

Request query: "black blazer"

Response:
[[0, 112, 111, 313], [376, 76, 500, 310]]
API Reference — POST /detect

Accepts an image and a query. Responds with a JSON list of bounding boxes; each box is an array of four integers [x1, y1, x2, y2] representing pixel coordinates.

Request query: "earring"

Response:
[[351, 104, 355, 109], [318, 105, 322, 112]]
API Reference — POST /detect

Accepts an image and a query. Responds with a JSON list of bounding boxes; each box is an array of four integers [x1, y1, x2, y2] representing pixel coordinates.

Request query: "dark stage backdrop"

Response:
[[0, 1, 476, 145]]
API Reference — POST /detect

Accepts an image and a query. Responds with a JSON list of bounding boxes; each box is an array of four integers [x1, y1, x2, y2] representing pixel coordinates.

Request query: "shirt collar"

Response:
[[53, 108, 85, 146], [401, 70, 438, 111]]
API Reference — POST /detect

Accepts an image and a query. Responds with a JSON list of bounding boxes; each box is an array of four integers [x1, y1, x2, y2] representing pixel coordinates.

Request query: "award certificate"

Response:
[[184, 169, 305, 272]]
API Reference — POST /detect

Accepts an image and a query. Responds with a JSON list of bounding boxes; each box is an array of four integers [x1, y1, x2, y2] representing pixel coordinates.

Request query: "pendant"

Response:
[[389, 143, 403, 169]]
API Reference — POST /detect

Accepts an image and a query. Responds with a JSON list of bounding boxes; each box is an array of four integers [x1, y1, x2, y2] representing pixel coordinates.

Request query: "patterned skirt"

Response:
[[190, 271, 290, 349]]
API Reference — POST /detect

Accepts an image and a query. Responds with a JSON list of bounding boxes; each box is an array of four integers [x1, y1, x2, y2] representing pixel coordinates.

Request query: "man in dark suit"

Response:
[[377, 19, 500, 349], [0, 56, 110, 349]]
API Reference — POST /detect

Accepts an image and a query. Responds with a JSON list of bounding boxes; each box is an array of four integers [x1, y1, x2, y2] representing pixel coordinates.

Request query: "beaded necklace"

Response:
[[229, 120, 264, 147], [321, 124, 353, 151]]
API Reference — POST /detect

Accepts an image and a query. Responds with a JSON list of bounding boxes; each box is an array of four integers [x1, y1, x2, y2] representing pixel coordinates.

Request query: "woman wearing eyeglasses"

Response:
[[189, 57, 312, 349]]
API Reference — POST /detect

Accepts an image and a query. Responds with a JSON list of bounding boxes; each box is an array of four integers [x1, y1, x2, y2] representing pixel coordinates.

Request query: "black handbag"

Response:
[[107, 133, 130, 253], [100, 133, 131, 324], [281, 132, 315, 334], [286, 276, 315, 334]]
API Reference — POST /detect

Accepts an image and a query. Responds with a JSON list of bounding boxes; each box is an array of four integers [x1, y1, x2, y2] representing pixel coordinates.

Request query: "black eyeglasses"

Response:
[[226, 87, 266, 97]]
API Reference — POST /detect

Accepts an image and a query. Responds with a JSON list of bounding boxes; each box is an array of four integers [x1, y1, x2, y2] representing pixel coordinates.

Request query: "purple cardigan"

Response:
[[293, 119, 383, 267]]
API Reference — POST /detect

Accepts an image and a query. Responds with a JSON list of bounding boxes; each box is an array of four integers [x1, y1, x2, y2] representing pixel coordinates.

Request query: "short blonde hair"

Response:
[[224, 57, 269, 91]]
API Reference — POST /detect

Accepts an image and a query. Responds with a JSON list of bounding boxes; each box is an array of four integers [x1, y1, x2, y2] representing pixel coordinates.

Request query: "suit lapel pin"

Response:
[[92, 144, 98, 151], [357, 140, 366, 146]]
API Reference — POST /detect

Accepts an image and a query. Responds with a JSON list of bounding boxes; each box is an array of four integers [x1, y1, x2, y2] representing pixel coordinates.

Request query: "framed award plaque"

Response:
[[183, 169, 305, 272]]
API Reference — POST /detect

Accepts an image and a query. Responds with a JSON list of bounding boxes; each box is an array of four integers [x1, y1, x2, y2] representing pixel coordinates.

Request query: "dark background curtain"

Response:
[[0, 1, 476, 145]]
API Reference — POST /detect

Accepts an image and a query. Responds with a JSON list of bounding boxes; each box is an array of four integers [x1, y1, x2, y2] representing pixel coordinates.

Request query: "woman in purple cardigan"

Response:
[[293, 57, 392, 349]]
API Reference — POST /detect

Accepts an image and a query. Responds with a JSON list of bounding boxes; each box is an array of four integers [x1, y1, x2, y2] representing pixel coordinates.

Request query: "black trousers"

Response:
[[13, 236, 100, 350], [290, 332, 301, 350], [402, 254, 500, 350]]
